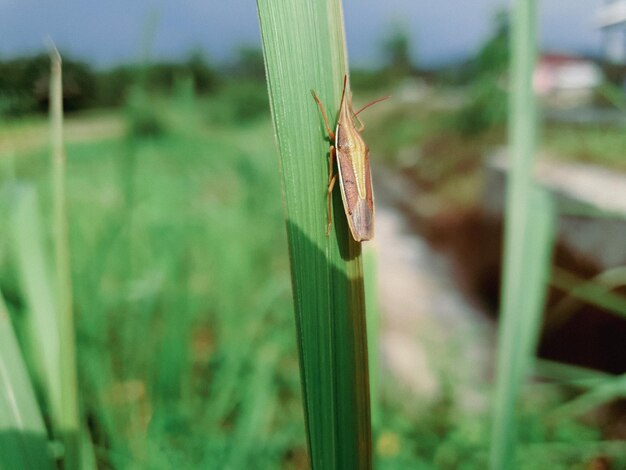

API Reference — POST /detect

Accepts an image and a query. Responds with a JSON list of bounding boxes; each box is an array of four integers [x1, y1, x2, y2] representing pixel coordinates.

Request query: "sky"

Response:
[[0, 0, 606, 69]]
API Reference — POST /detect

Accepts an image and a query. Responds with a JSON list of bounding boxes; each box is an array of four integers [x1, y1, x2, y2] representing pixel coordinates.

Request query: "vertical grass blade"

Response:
[[0, 290, 54, 469], [48, 44, 80, 468], [490, 1, 552, 467], [11, 184, 62, 425], [256, 1, 372, 468], [492, 187, 555, 469]]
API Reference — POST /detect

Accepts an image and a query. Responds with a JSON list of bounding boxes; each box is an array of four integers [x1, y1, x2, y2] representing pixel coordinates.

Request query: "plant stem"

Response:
[[49, 43, 80, 469], [490, 1, 553, 468]]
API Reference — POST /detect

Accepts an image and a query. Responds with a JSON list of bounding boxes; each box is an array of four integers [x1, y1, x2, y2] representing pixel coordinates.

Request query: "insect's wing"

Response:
[[336, 148, 374, 242], [334, 84, 375, 242]]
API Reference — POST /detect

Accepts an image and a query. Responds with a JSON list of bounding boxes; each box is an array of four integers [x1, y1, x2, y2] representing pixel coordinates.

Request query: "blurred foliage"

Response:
[[230, 47, 266, 82], [125, 87, 168, 138], [599, 62, 626, 89], [207, 80, 270, 124], [350, 69, 399, 94], [203, 48, 269, 123], [141, 56, 218, 96], [453, 9, 509, 135], [94, 52, 219, 108], [0, 68, 620, 468], [382, 22, 414, 78], [473, 10, 509, 78], [1, 28, 625, 467], [1, 93, 300, 468], [0, 50, 221, 118], [0, 54, 96, 117], [371, 365, 607, 469], [543, 123, 626, 171]]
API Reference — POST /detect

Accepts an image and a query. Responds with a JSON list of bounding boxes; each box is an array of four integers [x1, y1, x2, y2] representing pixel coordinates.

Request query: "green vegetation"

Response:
[[0, 54, 96, 115], [2, 77, 623, 470], [453, 10, 509, 136], [491, 1, 544, 467], [2, 90, 303, 467], [2, 5, 626, 468], [0, 49, 235, 117], [0, 290, 54, 469], [544, 124, 626, 171], [49, 46, 81, 469], [382, 21, 414, 78]]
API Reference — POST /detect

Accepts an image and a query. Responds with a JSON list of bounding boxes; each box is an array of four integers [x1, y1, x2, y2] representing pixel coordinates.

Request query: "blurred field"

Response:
[[2, 11, 626, 465], [2, 78, 624, 467], [1, 91, 311, 468]]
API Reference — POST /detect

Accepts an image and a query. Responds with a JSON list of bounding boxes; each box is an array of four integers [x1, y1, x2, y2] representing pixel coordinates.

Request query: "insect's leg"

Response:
[[327, 174, 338, 235], [328, 145, 336, 186], [327, 146, 337, 235], [353, 111, 366, 132], [311, 90, 336, 141]]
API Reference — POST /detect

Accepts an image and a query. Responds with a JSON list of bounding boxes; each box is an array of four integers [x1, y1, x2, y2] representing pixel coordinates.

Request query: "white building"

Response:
[[597, 0, 626, 63], [534, 54, 603, 107]]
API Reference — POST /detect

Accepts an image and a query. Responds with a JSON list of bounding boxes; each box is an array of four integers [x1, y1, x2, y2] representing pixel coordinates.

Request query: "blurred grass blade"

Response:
[[551, 372, 626, 419], [0, 290, 54, 469], [11, 185, 62, 436], [49, 43, 80, 468], [78, 429, 98, 470], [490, 0, 547, 467], [492, 187, 555, 469], [597, 82, 626, 112], [534, 359, 610, 389], [514, 190, 555, 381], [522, 440, 626, 463], [227, 347, 280, 469], [256, 1, 372, 468], [0, 151, 16, 183], [549, 267, 626, 321]]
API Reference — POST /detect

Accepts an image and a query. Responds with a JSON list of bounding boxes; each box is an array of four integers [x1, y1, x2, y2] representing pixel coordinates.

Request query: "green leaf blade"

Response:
[[256, 1, 372, 468]]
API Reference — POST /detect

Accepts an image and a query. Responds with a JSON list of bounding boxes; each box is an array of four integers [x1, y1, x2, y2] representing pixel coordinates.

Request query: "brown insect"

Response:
[[312, 75, 388, 242]]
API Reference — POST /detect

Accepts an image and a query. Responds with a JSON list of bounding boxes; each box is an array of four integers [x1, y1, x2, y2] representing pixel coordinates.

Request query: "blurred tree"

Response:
[[474, 9, 509, 77], [207, 46, 269, 122], [454, 9, 510, 135], [94, 52, 217, 108], [231, 46, 266, 81], [0, 53, 96, 116], [382, 21, 415, 77], [184, 50, 218, 93], [95, 66, 135, 107], [145, 62, 182, 92]]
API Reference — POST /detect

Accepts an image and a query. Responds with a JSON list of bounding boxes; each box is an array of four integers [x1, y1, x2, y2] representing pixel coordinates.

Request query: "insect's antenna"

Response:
[[340, 74, 348, 105], [354, 95, 390, 116]]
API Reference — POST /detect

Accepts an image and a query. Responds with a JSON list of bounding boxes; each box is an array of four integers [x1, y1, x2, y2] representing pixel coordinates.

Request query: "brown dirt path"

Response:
[[0, 113, 125, 156], [372, 170, 496, 413]]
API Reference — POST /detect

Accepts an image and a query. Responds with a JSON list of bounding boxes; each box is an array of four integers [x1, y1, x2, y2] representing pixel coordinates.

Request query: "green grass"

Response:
[[11, 183, 63, 433], [0, 289, 54, 469], [74, 121, 299, 468], [1, 72, 623, 469], [2, 94, 306, 467], [543, 124, 626, 171], [489, 1, 557, 468]]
